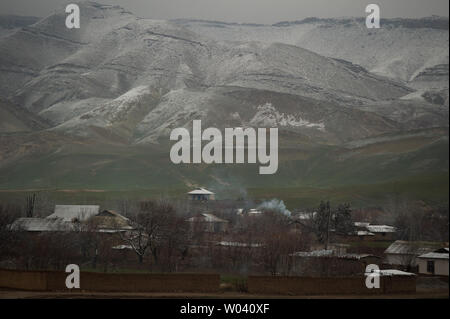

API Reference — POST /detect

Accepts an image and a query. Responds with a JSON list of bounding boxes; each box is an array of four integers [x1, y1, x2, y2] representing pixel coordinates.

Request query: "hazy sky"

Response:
[[0, 0, 448, 24]]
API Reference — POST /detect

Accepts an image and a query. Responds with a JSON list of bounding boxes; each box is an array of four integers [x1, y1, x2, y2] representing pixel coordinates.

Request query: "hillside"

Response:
[[0, 2, 448, 206]]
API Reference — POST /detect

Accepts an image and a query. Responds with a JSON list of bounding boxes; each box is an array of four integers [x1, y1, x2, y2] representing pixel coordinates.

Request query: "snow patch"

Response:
[[250, 103, 325, 131]]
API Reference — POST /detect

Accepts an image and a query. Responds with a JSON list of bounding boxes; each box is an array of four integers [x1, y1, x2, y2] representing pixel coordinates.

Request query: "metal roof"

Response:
[[354, 222, 370, 227], [291, 250, 379, 260], [9, 218, 74, 232], [291, 249, 334, 257], [296, 212, 316, 220], [418, 251, 449, 260], [357, 231, 375, 236], [187, 213, 229, 223], [47, 205, 100, 222], [384, 240, 439, 255], [92, 210, 133, 230], [366, 225, 396, 233], [366, 269, 416, 276], [187, 188, 214, 195], [248, 209, 263, 215], [216, 241, 263, 248]]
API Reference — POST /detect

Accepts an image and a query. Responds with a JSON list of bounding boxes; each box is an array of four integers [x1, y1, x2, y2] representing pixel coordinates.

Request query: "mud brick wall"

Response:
[[0, 269, 220, 293], [247, 275, 416, 295]]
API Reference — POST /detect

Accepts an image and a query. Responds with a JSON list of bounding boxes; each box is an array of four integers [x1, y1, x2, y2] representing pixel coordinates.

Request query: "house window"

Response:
[[427, 260, 435, 274]]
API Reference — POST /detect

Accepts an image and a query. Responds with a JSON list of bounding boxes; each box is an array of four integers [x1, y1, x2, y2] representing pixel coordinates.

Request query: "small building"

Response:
[[366, 225, 396, 241], [47, 205, 100, 222], [345, 222, 396, 241], [290, 249, 381, 276], [187, 188, 215, 201], [90, 210, 134, 233], [417, 248, 449, 276], [9, 217, 74, 232], [9, 206, 133, 233], [186, 213, 229, 233], [384, 240, 442, 268]]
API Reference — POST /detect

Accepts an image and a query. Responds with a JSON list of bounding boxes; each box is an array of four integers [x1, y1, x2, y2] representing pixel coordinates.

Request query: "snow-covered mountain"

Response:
[[174, 17, 449, 83], [1, 2, 443, 142], [0, 2, 448, 191]]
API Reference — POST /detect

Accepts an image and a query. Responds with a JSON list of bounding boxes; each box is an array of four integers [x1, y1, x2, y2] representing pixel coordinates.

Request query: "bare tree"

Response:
[[119, 200, 176, 266], [25, 193, 36, 218]]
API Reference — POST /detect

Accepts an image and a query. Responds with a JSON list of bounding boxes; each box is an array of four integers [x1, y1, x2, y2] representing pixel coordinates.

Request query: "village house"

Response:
[[9, 217, 74, 232], [187, 188, 215, 201], [337, 222, 396, 242], [90, 209, 134, 233], [417, 248, 449, 276], [383, 240, 445, 270], [236, 208, 263, 217], [9, 205, 133, 233], [186, 213, 229, 233], [290, 248, 381, 276], [47, 205, 100, 222], [365, 225, 396, 241]]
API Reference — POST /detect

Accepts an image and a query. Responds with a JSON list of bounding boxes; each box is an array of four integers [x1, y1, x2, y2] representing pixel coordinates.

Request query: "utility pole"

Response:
[[325, 201, 331, 250]]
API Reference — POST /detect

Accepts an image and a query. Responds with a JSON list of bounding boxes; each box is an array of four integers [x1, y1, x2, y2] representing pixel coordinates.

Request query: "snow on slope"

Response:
[[135, 88, 213, 143], [52, 85, 156, 140], [249, 102, 325, 130], [175, 17, 449, 83], [0, 2, 446, 146]]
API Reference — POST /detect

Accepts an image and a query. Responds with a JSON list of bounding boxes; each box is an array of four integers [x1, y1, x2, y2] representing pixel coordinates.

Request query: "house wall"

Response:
[[417, 259, 449, 276]]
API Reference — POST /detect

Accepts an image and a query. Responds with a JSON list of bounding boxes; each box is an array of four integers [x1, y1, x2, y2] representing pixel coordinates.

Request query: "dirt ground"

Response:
[[1, 276, 447, 299], [0, 289, 447, 299]]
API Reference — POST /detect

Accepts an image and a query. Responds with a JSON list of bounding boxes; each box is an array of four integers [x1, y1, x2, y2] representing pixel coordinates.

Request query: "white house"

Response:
[[47, 205, 100, 222], [186, 213, 228, 233], [187, 188, 215, 201], [9, 205, 133, 233], [384, 240, 441, 267], [417, 248, 449, 276]]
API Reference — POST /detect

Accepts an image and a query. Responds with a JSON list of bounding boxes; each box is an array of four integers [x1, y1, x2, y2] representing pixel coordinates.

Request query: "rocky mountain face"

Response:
[[0, 2, 448, 192]]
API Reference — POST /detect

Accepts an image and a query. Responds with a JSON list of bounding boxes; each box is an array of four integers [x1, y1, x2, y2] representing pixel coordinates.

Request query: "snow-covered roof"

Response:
[[384, 240, 438, 255], [187, 213, 228, 223], [112, 245, 133, 250], [296, 212, 316, 220], [92, 210, 133, 230], [340, 254, 380, 260], [291, 249, 334, 257], [291, 250, 379, 260], [354, 222, 370, 227], [216, 241, 262, 248], [47, 205, 100, 222], [357, 231, 375, 236], [188, 188, 214, 195], [366, 269, 416, 276], [366, 225, 396, 233], [9, 218, 74, 232], [418, 251, 449, 260]]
